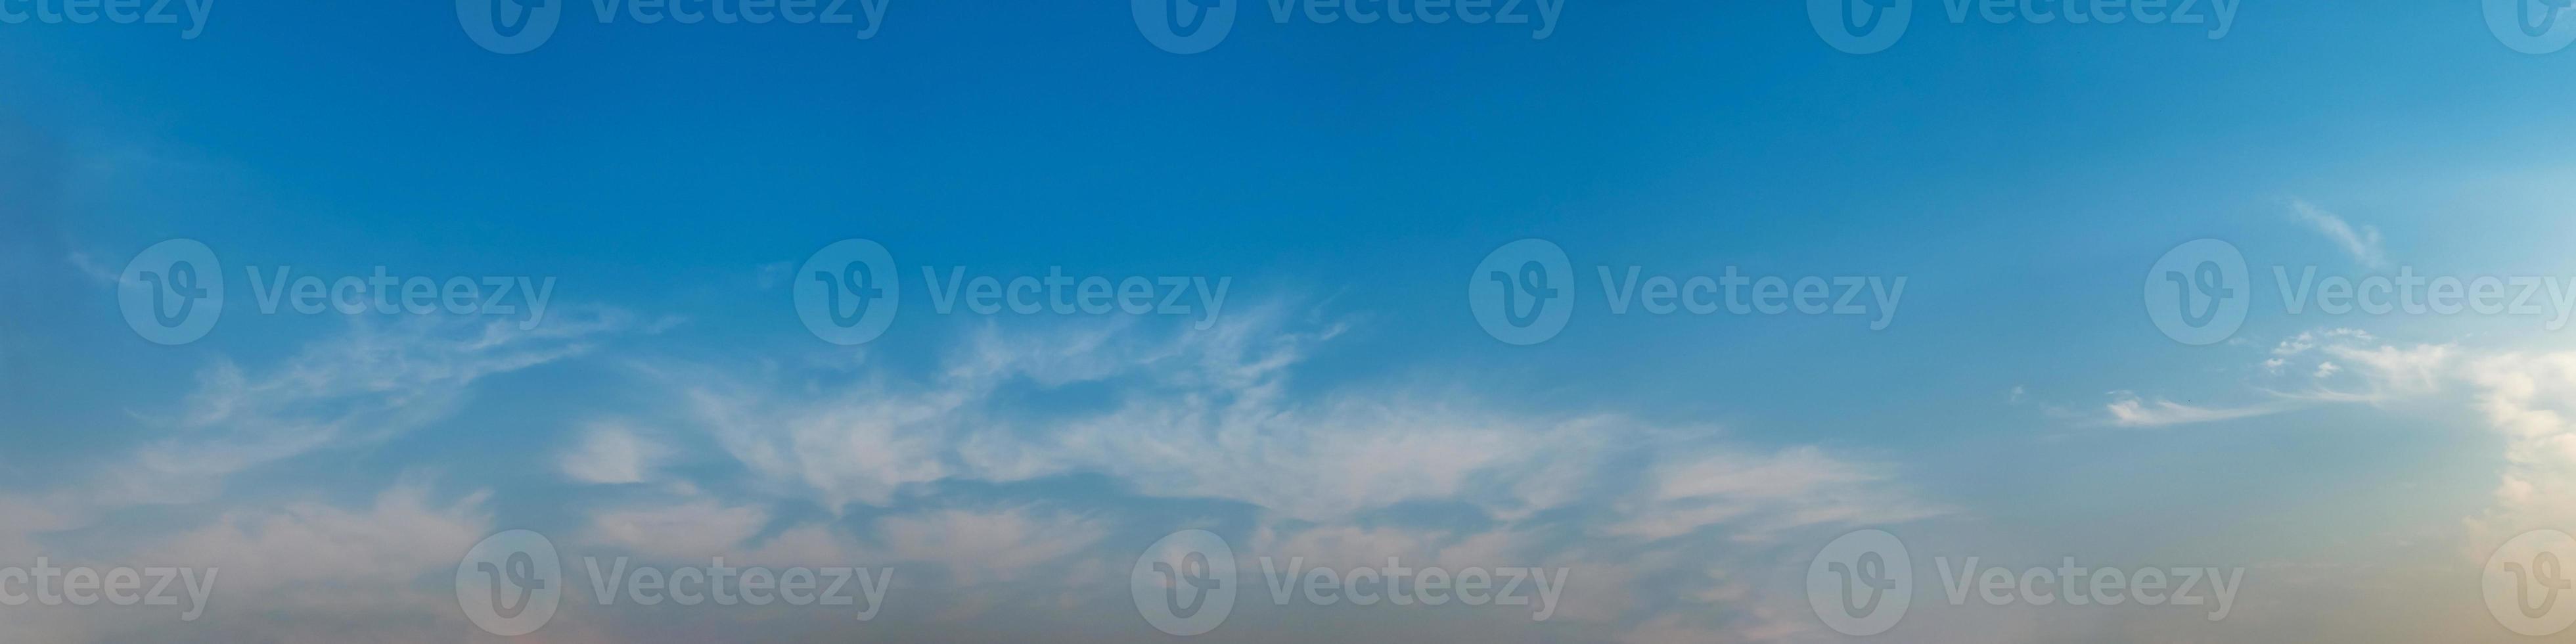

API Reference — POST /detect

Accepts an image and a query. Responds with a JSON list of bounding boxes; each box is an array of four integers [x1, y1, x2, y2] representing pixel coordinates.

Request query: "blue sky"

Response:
[[6, 1, 2576, 641]]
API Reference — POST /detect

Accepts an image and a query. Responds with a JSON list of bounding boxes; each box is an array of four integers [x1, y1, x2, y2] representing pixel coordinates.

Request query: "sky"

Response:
[[5, 1, 2576, 641]]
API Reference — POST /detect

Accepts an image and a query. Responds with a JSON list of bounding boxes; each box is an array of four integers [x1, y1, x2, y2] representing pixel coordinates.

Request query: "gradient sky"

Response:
[[5, 1, 2576, 642]]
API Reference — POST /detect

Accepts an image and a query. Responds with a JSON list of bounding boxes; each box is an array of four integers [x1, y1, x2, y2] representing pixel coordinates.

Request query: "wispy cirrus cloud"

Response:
[[2103, 392, 2305, 428], [588, 302, 1945, 641], [2100, 328, 2461, 428], [2290, 199, 2388, 269], [101, 311, 634, 505]]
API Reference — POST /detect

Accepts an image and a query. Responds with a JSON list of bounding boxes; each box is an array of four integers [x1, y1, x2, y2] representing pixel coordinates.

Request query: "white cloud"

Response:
[[63, 250, 118, 283], [612, 305, 1945, 639], [0, 482, 497, 643], [133, 482, 491, 607], [2104, 392, 2303, 428], [2290, 200, 2387, 268], [561, 423, 668, 485], [0, 308, 637, 641], [2272, 328, 2375, 357], [879, 506, 1106, 585], [1248, 524, 1527, 572], [2104, 331, 2460, 426], [2320, 343, 2452, 397], [583, 494, 773, 560], [658, 308, 1568, 520], [1617, 614, 1717, 644], [2461, 352, 2576, 559], [0, 493, 76, 562], [650, 308, 1937, 535], [576, 486, 865, 570], [2115, 329, 2576, 579], [1605, 446, 1944, 541], [106, 312, 629, 505]]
